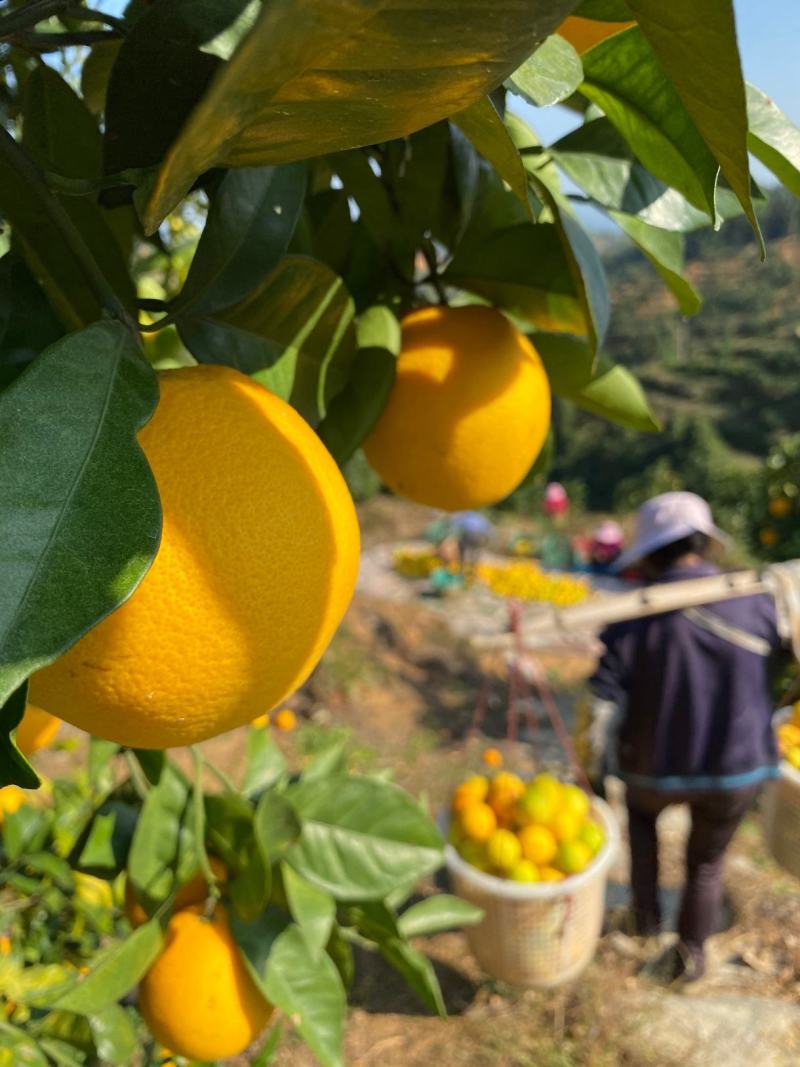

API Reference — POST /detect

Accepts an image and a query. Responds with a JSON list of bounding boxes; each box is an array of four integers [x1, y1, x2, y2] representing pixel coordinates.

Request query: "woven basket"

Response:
[[444, 797, 619, 988], [764, 709, 800, 879]]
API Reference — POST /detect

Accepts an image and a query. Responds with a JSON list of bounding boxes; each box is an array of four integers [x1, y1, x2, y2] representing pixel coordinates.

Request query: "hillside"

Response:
[[551, 189, 800, 527]]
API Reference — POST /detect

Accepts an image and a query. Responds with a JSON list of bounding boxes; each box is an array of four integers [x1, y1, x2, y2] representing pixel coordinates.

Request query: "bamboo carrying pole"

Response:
[[472, 563, 800, 652]]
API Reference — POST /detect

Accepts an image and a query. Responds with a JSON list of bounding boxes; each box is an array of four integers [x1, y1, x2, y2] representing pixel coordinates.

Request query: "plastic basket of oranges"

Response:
[[764, 705, 800, 879], [443, 771, 619, 988]]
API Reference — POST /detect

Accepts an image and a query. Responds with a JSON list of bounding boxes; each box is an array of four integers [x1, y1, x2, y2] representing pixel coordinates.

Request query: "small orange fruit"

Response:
[[560, 784, 590, 820], [539, 866, 566, 882], [139, 907, 273, 1061], [579, 820, 606, 855], [486, 828, 522, 873], [557, 841, 593, 876], [509, 858, 540, 882], [274, 708, 297, 731], [451, 775, 489, 812], [15, 705, 60, 756], [518, 824, 558, 866], [482, 747, 503, 768], [549, 810, 582, 845], [458, 802, 497, 843], [768, 496, 791, 519]]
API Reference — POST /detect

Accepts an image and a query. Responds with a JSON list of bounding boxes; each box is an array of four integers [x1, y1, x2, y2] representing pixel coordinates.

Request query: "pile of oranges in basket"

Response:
[[448, 771, 605, 883]]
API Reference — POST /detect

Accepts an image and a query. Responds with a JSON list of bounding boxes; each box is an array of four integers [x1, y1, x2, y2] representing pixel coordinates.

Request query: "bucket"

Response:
[[444, 796, 620, 988], [764, 709, 800, 880]]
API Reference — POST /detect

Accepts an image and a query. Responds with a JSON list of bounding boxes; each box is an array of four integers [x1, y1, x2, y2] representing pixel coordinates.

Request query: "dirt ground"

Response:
[[37, 498, 800, 1066]]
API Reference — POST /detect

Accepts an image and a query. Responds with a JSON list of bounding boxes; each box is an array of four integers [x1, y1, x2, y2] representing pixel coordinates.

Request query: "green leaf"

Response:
[[80, 40, 122, 116], [608, 211, 701, 315], [444, 222, 584, 336], [78, 804, 137, 872], [175, 163, 307, 317], [300, 732, 349, 783], [46, 920, 163, 1015], [391, 123, 452, 245], [549, 118, 710, 231], [580, 26, 719, 217], [343, 900, 399, 942], [507, 34, 583, 108], [87, 1005, 137, 1066], [0, 253, 64, 389], [626, 0, 761, 249], [0, 1028, 49, 1067], [452, 97, 532, 215], [533, 332, 660, 431], [285, 775, 442, 900], [141, 0, 581, 230], [243, 727, 288, 795], [3, 805, 50, 861], [103, 0, 251, 173], [32, 1012, 94, 1059], [746, 83, 800, 197], [377, 938, 446, 1017], [23, 852, 74, 889], [575, 0, 633, 16], [330, 151, 402, 256], [0, 322, 159, 751], [240, 921, 346, 1067], [317, 306, 399, 466], [281, 863, 336, 956], [254, 789, 302, 862], [228, 843, 272, 923], [0, 682, 38, 789], [252, 1023, 284, 1067], [22, 67, 135, 311], [397, 895, 484, 939], [88, 739, 120, 790], [127, 762, 196, 907]]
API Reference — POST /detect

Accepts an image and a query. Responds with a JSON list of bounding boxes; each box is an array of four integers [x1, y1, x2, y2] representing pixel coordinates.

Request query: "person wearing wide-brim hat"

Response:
[[588, 492, 785, 984]]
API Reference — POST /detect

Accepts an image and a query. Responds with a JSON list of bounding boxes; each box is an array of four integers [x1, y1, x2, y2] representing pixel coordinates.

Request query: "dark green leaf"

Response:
[[330, 151, 401, 255], [746, 83, 800, 197], [23, 852, 74, 889], [45, 920, 162, 1015], [104, 0, 251, 173], [79, 805, 137, 872], [0, 322, 159, 723], [204, 792, 255, 872], [282, 863, 336, 956], [575, 0, 632, 17], [0, 681, 38, 789], [317, 306, 399, 466], [452, 97, 532, 215], [127, 762, 196, 907], [445, 125, 482, 244], [343, 900, 399, 942], [231, 906, 291, 975], [444, 223, 583, 335], [228, 841, 272, 923], [580, 26, 718, 217], [175, 163, 307, 317], [88, 1005, 137, 1066], [140, 0, 582, 229], [533, 332, 659, 431], [325, 925, 355, 991], [608, 211, 701, 315], [627, 0, 760, 248], [247, 923, 346, 1067], [397, 895, 484, 939], [80, 40, 122, 116], [377, 938, 446, 1017], [254, 789, 302, 862], [22, 67, 135, 311], [243, 727, 288, 795], [507, 34, 583, 108], [285, 775, 442, 899], [391, 123, 452, 244], [0, 253, 64, 389]]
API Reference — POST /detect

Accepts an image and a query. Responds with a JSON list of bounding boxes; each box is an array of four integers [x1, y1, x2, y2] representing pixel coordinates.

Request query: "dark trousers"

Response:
[[625, 784, 760, 957]]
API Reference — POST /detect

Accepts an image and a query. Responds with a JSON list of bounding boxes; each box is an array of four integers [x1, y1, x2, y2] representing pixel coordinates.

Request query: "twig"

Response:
[[8, 28, 120, 50], [421, 240, 447, 305]]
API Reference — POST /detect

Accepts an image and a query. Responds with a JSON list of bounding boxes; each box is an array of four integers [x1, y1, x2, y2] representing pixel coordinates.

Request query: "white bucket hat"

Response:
[[615, 491, 729, 570]]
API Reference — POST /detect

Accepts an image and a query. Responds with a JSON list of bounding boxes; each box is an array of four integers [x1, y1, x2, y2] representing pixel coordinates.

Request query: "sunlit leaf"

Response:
[[507, 34, 583, 108], [746, 83, 800, 198], [452, 97, 532, 215]]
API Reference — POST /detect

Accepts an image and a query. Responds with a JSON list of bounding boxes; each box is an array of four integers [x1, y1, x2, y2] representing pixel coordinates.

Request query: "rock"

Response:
[[615, 991, 800, 1067]]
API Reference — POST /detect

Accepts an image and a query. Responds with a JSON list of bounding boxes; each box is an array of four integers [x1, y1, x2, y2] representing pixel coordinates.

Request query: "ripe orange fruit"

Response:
[[451, 775, 489, 812], [139, 907, 272, 1061], [561, 784, 590, 820], [458, 801, 497, 843], [519, 774, 562, 824], [486, 828, 522, 872], [550, 810, 582, 845], [15, 705, 60, 756], [556, 15, 635, 53], [482, 747, 503, 768], [487, 771, 526, 822], [768, 496, 791, 518], [30, 366, 360, 748], [556, 840, 593, 876], [363, 306, 551, 510], [126, 856, 228, 927], [518, 824, 558, 866], [273, 708, 297, 731], [539, 865, 565, 882], [0, 786, 25, 823], [579, 820, 605, 855], [509, 858, 540, 882]]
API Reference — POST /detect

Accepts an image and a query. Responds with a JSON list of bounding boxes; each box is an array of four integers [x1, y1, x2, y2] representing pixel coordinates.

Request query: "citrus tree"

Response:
[[2, 0, 800, 1062]]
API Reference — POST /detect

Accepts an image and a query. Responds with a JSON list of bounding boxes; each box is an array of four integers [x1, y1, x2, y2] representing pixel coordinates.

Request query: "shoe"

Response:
[[640, 942, 706, 985]]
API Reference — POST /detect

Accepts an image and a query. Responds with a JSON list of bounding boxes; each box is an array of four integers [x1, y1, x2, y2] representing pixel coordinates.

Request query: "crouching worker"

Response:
[[587, 492, 784, 983]]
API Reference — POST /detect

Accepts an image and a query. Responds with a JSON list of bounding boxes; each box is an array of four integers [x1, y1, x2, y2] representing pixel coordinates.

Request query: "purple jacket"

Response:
[[590, 562, 783, 791]]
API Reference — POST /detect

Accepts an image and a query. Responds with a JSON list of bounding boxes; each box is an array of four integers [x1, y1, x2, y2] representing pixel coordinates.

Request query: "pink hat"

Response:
[[543, 482, 569, 515], [615, 492, 728, 570], [592, 520, 624, 548]]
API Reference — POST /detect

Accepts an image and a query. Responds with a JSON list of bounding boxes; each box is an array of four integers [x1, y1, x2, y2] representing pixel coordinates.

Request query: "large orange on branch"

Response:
[[30, 366, 359, 748], [364, 305, 551, 510]]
